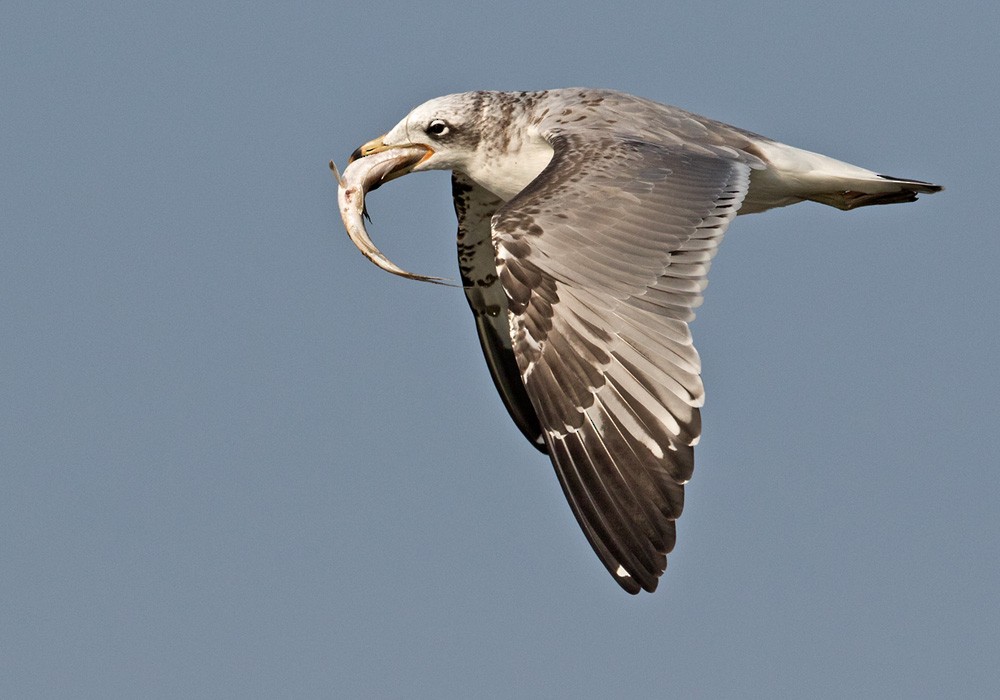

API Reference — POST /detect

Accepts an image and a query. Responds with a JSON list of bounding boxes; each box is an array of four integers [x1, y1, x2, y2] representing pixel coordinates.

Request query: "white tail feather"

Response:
[[741, 140, 942, 214]]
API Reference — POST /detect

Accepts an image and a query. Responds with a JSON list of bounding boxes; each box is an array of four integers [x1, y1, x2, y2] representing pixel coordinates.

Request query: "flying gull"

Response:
[[337, 88, 940, 594]]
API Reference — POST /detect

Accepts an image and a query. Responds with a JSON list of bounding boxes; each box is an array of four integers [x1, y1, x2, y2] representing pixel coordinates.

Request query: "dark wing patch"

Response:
[[493, 134, 755, 593], [453, 172, 546, 452]]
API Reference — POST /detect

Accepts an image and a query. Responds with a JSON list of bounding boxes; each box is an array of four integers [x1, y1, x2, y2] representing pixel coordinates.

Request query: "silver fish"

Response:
[[333, 146, 451, 285]]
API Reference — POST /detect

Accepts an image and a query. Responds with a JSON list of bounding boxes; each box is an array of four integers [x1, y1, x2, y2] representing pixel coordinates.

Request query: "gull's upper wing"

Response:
[[454, 172, 546, 452], [493, 132, 759, 593]]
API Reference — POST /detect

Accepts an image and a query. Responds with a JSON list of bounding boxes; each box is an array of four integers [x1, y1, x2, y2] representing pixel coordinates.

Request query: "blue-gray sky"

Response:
[[2, 2, 997, 697]]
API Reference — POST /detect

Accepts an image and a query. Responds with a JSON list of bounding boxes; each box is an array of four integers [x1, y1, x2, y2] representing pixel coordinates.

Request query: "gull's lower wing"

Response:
[[453, 173, 546, 452]]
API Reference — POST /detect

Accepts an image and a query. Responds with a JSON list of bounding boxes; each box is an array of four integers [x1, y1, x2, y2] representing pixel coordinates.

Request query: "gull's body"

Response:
[[344, 88, 940, 594]]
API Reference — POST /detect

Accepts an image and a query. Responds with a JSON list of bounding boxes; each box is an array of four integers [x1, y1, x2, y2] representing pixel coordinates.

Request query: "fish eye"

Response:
[[426, 119, 451, 137]]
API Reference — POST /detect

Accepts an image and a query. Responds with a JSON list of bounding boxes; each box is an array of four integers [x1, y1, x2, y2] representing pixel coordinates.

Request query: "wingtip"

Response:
[[876, 173, 943, 194], [610, 561, 662, 595]]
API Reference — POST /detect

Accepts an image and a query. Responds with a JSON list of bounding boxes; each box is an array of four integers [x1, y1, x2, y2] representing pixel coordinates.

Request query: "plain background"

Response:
[[3, 2, 997, 697]]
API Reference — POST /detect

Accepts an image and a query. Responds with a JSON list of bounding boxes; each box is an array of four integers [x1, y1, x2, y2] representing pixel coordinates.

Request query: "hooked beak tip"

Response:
[[348, 135, 388, 163]]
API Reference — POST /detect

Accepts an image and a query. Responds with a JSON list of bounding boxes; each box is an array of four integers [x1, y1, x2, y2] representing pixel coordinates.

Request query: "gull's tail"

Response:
[[741, 139, 943, 214], [806, 173, 943, 210]]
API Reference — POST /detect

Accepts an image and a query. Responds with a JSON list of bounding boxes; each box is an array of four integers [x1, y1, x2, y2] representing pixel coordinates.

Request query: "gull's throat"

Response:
[[463, 137, 555, 201]]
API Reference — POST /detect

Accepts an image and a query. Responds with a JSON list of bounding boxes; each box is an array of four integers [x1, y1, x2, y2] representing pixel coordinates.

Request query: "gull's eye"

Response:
[[426, 119, 451, 138]]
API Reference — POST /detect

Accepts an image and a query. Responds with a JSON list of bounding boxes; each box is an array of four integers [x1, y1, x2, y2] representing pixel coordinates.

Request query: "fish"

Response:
[[332, 146, 452, 285]]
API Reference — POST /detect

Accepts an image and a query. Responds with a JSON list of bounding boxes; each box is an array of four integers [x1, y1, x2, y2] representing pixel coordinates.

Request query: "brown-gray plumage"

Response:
[[344, 88, 941, 594]]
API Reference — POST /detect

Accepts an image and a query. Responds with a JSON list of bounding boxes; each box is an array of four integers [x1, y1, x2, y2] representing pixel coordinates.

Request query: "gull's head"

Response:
[[348, 91, 553, 200], [349, 93, 484, 173]]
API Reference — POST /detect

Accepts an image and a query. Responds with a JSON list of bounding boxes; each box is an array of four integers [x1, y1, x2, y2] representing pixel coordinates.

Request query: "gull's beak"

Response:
[[347, 134, 434, 187], [349, 135, 390, 163]]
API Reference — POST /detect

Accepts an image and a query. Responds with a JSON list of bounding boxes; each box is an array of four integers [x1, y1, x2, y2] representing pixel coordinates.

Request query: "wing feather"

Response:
[[453, 173, 546, 451], [493, 133, 755, 592]]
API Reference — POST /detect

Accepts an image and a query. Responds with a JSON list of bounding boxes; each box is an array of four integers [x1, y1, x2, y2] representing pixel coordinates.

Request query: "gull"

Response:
[[340, 88, 940, 594]]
